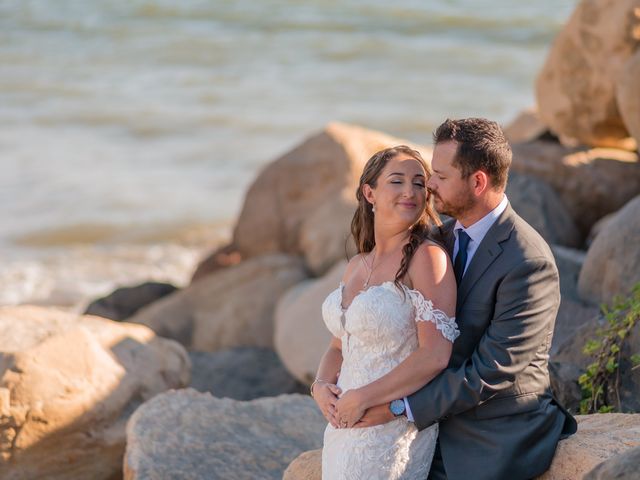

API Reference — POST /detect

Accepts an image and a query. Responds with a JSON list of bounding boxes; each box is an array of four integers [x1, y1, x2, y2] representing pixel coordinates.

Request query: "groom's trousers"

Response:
[[427, 442, 447, 480]]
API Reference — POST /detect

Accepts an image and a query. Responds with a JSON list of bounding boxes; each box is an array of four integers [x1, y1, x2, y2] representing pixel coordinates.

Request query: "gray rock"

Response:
[[124, 390, 326, 480], [507, 172, 582, 247], [84, 282, 177, 321], [188, 347, 307, 400], [585, 445, 640, 480]]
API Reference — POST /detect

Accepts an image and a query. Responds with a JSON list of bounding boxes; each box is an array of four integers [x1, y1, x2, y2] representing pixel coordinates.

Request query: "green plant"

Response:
[[578, 283, 640, 414]]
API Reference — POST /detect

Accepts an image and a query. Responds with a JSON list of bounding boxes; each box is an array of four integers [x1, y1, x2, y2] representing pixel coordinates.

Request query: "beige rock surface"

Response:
[[286, 414, 640, 480], [503, 108, 548, 144], [128, 254, 307, 351], [585, 444, 640, 479], [535, 0, 640, 148], [123, 390, 326, 480], [507, 172, 581, 247], [274, 261, 344, 385], [0, 306, 190, 480], [511, 140, 640, 234], [538, 414, 640, 480], [231, 122, 429, 276], [283, 449, 322, 480], [578, 195, 640, 305], [617, 50, 640, 150]]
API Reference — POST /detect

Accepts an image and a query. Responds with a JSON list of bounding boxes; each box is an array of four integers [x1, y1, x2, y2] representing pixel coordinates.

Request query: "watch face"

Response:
[[390, 399, 405, 416]]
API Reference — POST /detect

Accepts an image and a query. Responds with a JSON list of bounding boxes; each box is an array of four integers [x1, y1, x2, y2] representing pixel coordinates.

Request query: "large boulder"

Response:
[[275, 261, 344, 385], [84, 282, 177, 321], [230, 122, 428, 276], [538, 414, 640, 479], [535, 0, 640, 148], [578, 195, 640, 305], [285, 415, 640, 480], [283, 449, 322, 480], [0, 306, 190, 480], [123, 390, 326, 480], [507, 173, 581, 247], [503, 108, 549, 144], [127, 254, 307, 351], [511, 140, 640, 234], [188, 347, 306, 400], [585, 444, 640, 479], [617, 50, 640, 148]]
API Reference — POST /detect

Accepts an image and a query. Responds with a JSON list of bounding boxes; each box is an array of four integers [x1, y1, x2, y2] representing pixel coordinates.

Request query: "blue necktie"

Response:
[[454, 230, 470, 283]]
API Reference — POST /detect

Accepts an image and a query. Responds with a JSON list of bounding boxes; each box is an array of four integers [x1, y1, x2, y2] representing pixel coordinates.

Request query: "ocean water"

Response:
[[0, 0, 577, 306]]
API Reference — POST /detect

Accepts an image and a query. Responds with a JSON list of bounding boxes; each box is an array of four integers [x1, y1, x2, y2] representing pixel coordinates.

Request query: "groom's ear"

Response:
[[470, 170, 490, 196]]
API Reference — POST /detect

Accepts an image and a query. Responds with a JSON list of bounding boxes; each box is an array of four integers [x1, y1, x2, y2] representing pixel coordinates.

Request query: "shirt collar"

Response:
[[454, 195, 508, 245]]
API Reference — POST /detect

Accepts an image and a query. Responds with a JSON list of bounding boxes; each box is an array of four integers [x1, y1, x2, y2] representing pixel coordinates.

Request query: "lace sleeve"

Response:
[[407, 288, 460, 343]]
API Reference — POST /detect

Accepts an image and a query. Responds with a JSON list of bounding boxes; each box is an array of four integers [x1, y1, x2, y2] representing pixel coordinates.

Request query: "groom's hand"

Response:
[[353, 403, 395, 428]]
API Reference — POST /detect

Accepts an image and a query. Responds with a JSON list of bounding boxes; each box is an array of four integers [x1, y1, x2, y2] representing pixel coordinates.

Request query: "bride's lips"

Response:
[[398, 201, 417, 208]]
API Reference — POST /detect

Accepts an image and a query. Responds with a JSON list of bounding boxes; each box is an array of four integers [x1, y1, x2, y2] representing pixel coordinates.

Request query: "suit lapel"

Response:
[[457, 204, 515, 305]]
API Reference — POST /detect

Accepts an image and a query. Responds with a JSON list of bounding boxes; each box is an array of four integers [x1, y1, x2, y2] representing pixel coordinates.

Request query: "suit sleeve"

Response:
[[407, 256, 560, 431]]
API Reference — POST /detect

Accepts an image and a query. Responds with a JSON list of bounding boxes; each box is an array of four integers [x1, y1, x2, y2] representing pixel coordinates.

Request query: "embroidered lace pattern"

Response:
[[319, 281, 459, 479]]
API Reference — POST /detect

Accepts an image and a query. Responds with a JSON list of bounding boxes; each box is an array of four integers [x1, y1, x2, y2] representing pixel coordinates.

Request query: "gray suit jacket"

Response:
[[408, 203, 577, 480]]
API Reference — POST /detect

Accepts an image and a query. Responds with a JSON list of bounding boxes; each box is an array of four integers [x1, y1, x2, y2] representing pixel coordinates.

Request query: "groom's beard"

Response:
[[431, 186, 476, 220]]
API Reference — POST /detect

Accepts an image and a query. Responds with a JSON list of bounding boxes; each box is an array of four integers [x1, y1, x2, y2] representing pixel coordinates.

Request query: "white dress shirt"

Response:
[[403, 195, 508, 422]]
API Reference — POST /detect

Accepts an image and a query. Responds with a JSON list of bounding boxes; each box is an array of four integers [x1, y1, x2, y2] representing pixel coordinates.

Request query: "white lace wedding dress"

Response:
[[321, 281, 460, 480]]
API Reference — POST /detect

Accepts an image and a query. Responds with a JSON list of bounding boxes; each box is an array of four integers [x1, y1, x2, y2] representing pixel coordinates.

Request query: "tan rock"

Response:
[[507, 172, 581, 247], [283, 449, 322, 480], [0, 306, 190, 480], [275, 261, 345, 385], [503, 108, 548, 144], [585, 444, 640, 479], [535, 0, 640, 148], [287, 415, 640, 480], [579, 195, 640, 305], [511, 140, 640, 234], [232, 122, 429, 276], [298, 191, 357, 276], [538, 414, 640, 480], [123, 390, 326, 480], [617, 50, 640, 149], [128, 254, 307, 352]]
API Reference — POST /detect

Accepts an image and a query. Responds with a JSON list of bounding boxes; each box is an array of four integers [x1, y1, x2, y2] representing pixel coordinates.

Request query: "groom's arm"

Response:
[[407, 255, 559, 431]]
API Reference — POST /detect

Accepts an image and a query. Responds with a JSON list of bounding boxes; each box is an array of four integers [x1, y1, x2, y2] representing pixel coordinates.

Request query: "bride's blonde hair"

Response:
[[350, 145, 441, 288]]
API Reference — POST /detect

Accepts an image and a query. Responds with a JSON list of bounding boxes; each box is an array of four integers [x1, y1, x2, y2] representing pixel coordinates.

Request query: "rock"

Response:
[[0, 305, 190, 480], [190, 243, 243, 283], [298, 191, 357, 276], [84, 282, 177, 321], [503, 108, 549, 144], [275, 261, 345, 385], [283, 449, 322, 480], [585, 444, 640, 479], [127, 254, 308, 351], [549, 361, 583, 413], [552, 245, 586, 301], [123, 390, 326, 480], [537, 414, 640, 480], [579, 195, 640, 305], [586, 212, 616, 248], [511, 140, 640, 234], [617, 48, 640, 149], [507, 173, 582, 247], [535, 0, 640, 149], [231, 122, 429, 276], [287, 415, 640, 480], [188, 347, 306, 400]]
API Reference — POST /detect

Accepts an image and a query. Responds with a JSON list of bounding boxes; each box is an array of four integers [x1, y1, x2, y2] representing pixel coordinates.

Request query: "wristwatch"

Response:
[[389, 399, 406, 417]]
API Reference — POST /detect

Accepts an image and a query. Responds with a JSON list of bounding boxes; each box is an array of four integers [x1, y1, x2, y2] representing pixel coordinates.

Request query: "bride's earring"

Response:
[[372, 204, 376, 213]]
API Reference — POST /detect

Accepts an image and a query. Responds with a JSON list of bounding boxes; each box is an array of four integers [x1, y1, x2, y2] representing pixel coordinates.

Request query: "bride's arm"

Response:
[[336, 244, 456, 426]]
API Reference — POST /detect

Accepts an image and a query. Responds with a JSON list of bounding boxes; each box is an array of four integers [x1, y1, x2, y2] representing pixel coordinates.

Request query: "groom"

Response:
[[357, 117, 577, 479]]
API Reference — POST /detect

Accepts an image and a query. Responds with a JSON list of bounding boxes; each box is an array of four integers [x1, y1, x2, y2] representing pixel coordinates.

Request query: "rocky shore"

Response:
[[2, 0, 640, 478]]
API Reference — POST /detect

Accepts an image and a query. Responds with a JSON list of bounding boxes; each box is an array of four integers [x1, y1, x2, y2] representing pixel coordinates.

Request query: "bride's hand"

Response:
[[335, 389, 366, 428], [313, 382, 342, 428]]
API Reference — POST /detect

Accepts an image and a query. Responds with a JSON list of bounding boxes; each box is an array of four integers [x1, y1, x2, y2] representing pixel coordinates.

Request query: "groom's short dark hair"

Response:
[[433, 117, 512, 190]]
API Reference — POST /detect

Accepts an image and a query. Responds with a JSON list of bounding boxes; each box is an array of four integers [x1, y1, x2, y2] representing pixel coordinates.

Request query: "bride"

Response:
[[312, 145, 459, 479]]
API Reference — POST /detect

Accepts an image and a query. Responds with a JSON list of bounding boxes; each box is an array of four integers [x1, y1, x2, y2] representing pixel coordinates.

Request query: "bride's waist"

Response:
[[337, 356, 408, 390]]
